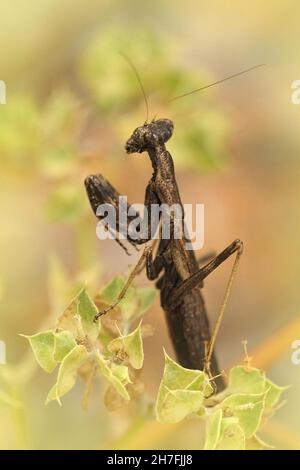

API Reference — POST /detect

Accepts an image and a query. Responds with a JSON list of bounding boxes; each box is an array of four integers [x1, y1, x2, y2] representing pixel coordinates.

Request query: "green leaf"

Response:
[[220, 392, 266, 438], [228, 366, 266, 395], [56, 293, 79, 337], [155, 352, 211, 423], [99, 276, 156, 321], [108, 322, 144, 369], [95, 352, 130, 400], [156, 386, 204, 423], [46, 345, 88, 405], [77, 289, 99, 342], [216, 417, 245, 450], [21, 331, 56, 373], [100, 275, 125, 304], [56, 287, 100, 343], [228, 365, 288, 413], [161, 351, 211, 394], [119, 288, 138, 319], [100, 274, 139, 319], [265, 378, 289, 408], [110, 363, 131, 384], [54, 331, 76, 362], [203, 408, 223, 450]]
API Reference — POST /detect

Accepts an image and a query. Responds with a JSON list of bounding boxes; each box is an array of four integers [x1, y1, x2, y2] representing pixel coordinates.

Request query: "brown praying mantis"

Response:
[[84, 60, 263, 390]]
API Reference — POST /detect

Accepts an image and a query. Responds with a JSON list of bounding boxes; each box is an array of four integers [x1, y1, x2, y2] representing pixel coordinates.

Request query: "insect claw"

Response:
[[93, 311, 105, 322], [93, 314, 100, 323]]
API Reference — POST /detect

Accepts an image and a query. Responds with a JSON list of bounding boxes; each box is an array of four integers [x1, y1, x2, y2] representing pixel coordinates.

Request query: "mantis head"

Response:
[[125, 118, 174, 154]]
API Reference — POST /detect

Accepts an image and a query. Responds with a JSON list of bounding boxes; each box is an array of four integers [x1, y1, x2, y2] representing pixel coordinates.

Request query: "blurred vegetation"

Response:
[[0, 2, 300, 449], [0, 27, 231, 449], [0, 28, 229, 270], [0, 29, 229, 178]]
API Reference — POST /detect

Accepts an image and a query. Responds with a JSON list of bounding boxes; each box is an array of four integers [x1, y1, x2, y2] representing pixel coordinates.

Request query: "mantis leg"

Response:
[[166, 239, 243, 310], [94, 245, 152, 321], [166, 239, 243, 378], [196, 251, 216, 266], [85, 174, 160, 253], [145, 237, 172, 280]]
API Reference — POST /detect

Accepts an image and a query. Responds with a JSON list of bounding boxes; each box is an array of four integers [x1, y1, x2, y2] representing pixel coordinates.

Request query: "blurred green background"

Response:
[[1, 0, 300, 449]]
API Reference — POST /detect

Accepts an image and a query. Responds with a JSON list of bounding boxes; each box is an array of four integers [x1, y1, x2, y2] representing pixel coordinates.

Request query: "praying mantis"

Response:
[[85, 61, 263, 390]]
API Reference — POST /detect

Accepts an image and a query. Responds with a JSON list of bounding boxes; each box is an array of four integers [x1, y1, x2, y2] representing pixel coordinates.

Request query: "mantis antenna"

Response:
[[120, 52, 149, 123], [170, 63, 265, 102]]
